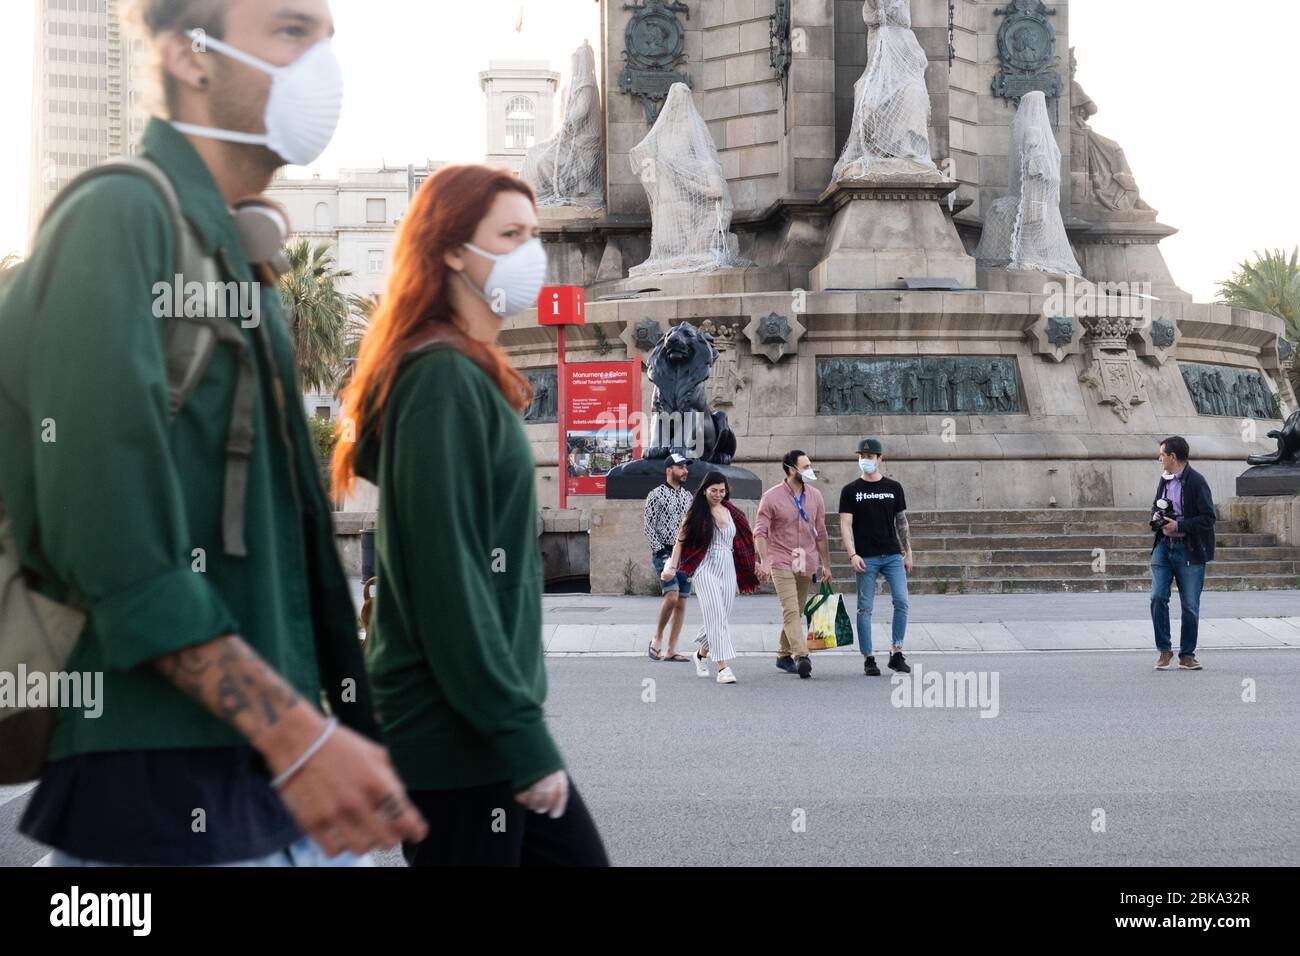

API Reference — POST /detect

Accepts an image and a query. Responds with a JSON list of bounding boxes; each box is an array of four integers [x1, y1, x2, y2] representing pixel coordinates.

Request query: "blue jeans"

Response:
[[855, 553, 909, 655], [1150, 537, 1205, 657], [42, 835, 373, 867]]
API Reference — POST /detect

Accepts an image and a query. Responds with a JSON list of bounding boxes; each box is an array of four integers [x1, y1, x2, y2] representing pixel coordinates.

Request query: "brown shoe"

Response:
[[1179, 655, 1203, 670], [1155, 651, 1174, 670]]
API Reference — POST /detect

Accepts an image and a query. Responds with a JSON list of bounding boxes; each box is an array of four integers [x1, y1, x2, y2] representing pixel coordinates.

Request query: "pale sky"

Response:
[[0, 0, 1295, 303]]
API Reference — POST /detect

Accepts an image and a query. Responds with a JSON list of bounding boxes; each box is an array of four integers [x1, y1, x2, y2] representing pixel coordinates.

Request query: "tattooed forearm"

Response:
[[895, 512, 912, 554], [154, 645, 212, 699], [155, 635, 305, 744]]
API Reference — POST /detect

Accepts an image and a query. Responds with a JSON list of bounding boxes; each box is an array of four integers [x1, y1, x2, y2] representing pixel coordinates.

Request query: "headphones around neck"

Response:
[[232, 197, 291, 279]]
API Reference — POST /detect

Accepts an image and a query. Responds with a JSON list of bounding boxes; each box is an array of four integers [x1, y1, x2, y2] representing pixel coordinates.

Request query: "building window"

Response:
[[366, 198, 386, 223], [368, 249, 385, 274], [505, 96, 536, 150], [315, 406, 332, 420], [314, 202, 331, 229]]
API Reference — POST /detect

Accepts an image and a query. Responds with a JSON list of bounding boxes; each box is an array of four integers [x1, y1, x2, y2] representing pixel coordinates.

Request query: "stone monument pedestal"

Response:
[[1236, 464, 1300, 497], [592, 265, 790, 300], [978, 266, 1074, 295], [603, 456, 762, 501], [809, 175, 976, 291], [1069, 216, 1193, 303], [536, 206, 607, 288], [588, 493, 762, 595]]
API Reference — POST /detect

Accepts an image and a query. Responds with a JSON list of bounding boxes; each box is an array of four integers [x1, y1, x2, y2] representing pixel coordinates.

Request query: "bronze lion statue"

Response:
[[1247, 409, 1300, 466], [644, 322, 737, 465]]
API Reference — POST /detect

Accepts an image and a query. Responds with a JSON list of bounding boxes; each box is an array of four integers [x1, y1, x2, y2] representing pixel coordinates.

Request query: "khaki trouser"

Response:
[[772, 568, 812, 659]]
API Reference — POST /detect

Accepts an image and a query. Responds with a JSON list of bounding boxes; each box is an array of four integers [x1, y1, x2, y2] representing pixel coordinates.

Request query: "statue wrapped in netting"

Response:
[[628, 83, 750, 277], [831, 0, 937, 183], [975, 91, 1082, 275], [521, 40, 604, 208]]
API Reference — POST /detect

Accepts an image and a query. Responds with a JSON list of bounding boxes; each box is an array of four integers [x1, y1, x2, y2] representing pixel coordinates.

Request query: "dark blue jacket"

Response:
[[1151, 464, 1216, 564]]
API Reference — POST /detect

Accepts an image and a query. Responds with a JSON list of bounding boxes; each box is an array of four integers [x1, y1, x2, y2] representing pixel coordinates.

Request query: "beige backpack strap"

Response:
[[43, 157, 256, 557]]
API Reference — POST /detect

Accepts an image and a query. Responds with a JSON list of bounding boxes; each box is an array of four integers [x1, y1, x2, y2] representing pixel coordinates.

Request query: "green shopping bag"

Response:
[[803, 582, 854, 651]]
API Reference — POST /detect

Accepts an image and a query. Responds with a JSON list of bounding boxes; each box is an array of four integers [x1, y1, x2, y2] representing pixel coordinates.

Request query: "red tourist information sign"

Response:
[[561, 361, 641, 500], [538, 286, 585, 326], [537, 285, 636, 506]]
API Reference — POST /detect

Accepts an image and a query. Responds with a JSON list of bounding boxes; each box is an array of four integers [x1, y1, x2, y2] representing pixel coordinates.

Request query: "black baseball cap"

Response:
[[666, 453, 689, 466], [857, 437, 883, 456]]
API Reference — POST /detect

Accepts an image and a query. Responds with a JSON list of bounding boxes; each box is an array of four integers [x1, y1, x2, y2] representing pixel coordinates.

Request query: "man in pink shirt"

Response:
[[754, 450, 833, 679]]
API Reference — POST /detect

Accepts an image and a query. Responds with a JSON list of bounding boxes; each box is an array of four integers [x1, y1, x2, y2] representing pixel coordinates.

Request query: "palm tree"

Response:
[[338, 292, 380, 392], [1218, 248, 1300, 402], [1217, 247, 1300, 338], [278, 239, 354, 394]]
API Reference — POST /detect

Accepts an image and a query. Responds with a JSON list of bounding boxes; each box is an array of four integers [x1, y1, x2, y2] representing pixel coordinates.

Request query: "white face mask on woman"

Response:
[[171, 30, 343, 167], [461, 239, 548, 318]]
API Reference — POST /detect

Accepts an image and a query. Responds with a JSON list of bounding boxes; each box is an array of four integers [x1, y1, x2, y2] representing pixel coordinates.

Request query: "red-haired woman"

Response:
[[333, 164, 608, 867]]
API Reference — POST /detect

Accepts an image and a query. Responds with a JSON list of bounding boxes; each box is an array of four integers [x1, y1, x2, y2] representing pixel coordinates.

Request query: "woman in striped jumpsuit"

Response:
[[661, 472, 764, 684]]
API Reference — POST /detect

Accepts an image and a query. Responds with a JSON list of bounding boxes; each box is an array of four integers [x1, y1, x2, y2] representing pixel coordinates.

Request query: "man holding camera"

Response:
[[1150, 436, 1216, 671]]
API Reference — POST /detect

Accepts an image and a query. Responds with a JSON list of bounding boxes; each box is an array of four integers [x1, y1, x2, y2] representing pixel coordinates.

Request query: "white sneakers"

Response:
[[693, 650, 737, 684], [694, 651, 710, 678]]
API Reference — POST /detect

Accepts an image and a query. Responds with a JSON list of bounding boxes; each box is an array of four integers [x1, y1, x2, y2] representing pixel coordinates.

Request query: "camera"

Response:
[[1150, 498, 1174, 533]]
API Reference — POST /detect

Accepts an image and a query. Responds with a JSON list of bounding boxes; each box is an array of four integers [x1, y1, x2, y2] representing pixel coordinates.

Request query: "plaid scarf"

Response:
[[677, 501, 760, 594]]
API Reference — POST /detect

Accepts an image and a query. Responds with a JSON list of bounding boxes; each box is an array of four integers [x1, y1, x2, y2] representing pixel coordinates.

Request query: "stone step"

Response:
[[831, 533, 1281, 550], [903, 508, 1152, 525], [899, 560, 1300, 579], [873, 521, 1249, 536], [811, 507, 1297, 594], [828, 528, 1271, 544], [901, 547, 1300, 565], [829, 575, 1300, 595]]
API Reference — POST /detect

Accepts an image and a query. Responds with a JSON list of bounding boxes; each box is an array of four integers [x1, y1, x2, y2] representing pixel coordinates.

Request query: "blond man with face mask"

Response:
[[0, 0, 426, 866]]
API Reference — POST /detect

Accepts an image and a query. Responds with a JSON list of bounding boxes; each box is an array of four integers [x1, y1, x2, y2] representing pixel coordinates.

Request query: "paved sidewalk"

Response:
[[536, 591, 1300, 654], [346, 578, 1299, 655]]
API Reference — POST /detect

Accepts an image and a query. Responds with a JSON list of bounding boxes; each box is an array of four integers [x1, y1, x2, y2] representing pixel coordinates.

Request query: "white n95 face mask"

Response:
[[462, 239, 548, 318], [172, 30, 343, 167]]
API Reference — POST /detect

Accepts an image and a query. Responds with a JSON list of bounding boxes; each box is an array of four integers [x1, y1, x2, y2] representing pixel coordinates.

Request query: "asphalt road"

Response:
[[3, 648, 1296, 867], [544, 649, 1300, 866]]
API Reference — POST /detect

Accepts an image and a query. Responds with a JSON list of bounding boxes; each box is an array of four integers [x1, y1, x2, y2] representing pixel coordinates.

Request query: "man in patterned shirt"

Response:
[[644, 453, 694, 661]]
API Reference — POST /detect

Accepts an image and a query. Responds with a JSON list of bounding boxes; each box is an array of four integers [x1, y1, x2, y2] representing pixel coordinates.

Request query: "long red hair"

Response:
[[332, 164, 535, 497]]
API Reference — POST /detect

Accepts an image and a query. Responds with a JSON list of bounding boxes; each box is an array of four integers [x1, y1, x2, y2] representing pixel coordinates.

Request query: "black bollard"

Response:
[[360, 527, 375, 581]]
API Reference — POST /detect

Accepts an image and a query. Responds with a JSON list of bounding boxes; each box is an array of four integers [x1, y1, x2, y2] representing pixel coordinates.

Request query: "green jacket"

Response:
[[0, 119, 378, 757], [355, 344, 562, 792]]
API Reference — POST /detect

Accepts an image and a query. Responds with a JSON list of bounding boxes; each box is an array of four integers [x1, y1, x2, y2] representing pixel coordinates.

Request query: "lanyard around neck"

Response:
[[786, 481, 809, 523]]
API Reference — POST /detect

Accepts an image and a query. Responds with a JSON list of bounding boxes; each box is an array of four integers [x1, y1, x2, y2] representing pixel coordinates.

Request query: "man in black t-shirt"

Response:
[[838, 438, 913, 677]]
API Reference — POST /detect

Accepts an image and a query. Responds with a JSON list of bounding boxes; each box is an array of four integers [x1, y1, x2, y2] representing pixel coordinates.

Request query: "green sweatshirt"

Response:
[[355, 344, 563, 792], [0, 119, 377, 757]]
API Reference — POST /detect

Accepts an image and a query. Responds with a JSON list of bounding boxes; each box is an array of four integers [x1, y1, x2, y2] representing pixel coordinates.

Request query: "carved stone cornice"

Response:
[[818, 177, 958, 211]]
